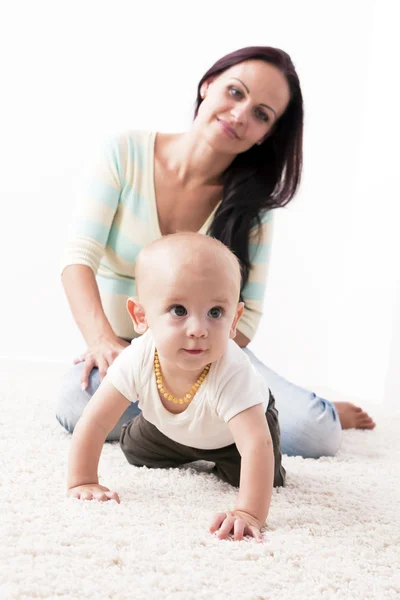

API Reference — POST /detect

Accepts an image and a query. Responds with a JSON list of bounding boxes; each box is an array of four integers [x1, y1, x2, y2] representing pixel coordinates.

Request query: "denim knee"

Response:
[[55, 363, 141, 442], [281, 397, 342, 458], [242, 348, 342, 459], [55, 363, 100, 434]]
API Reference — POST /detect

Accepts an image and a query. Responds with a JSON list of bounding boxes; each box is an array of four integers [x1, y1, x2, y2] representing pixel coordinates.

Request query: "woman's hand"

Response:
[[209, 509, 263, 542], [68, 483, 120, 503], [74, 337, 130, 390]]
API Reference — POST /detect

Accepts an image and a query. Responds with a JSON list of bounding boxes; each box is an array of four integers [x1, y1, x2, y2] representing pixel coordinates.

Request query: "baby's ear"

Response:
[[230, 302, 245, 339], [127, 297, 148, 334]]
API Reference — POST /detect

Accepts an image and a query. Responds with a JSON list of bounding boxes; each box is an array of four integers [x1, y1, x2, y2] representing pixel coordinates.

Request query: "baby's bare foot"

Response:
[[333, 402, 376, 430]]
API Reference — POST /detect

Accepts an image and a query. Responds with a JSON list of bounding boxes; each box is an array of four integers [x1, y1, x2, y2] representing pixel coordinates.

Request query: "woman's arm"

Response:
[[61, 136, 131, 386], [62, 264, 116, 347], [62, 264, 130, 386], [237, 212, 274, 342]]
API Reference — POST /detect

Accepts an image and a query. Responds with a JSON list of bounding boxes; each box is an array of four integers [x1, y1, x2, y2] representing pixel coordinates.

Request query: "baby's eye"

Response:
[[208, 306, 223, 319], [228, 86, 243, 99], [170, 305, 187, 317]]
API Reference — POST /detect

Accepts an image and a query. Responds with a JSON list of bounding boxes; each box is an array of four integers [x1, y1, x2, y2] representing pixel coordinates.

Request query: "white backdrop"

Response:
[[0, 0, 398, 406]]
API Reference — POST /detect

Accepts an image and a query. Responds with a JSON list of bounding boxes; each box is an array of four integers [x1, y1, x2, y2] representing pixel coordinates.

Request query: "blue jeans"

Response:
[[55, 348, 342, 458]]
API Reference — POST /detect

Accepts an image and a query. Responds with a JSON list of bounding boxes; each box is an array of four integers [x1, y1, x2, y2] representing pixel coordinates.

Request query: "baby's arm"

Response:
[[67, 380, 130, 502], [210, 403, 274, 541]]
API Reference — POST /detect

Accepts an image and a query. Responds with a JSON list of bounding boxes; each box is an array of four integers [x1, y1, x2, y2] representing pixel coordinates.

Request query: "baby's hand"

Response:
[[209, 510, 263, 542], [68, 483, 120, 503]]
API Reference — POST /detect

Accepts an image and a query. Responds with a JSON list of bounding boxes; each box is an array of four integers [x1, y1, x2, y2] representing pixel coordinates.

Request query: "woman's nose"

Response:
[[230, 102, 248, 124]]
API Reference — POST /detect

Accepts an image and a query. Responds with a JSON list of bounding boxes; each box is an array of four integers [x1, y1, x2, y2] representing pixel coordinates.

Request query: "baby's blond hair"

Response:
[[135, 232, 242, 299]]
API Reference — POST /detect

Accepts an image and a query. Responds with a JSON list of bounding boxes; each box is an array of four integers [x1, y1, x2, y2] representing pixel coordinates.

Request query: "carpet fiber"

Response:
[[1, 360, 399, 599]]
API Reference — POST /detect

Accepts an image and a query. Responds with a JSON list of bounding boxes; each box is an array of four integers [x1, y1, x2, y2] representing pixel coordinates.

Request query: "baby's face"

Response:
[[140, 260, 243, 372]]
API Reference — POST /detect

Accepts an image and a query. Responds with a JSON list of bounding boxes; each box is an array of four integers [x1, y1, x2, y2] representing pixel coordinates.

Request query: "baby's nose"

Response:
[[186, 317, 208, 338]]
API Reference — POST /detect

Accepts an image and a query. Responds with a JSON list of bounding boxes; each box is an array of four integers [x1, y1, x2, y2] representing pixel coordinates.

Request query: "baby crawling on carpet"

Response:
[[67, 232, 285, 542]]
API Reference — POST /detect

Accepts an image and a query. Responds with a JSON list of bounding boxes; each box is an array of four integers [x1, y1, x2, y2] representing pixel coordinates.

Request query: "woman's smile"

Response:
[[217, 118, 239, 139]]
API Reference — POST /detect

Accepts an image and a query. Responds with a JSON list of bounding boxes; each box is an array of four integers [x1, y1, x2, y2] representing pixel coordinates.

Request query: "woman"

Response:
[[56, 46, 375, 457]]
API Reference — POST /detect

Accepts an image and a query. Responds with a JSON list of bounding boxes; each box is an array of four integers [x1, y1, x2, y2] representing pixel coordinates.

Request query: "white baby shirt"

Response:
[[106, 330, 269, 450]]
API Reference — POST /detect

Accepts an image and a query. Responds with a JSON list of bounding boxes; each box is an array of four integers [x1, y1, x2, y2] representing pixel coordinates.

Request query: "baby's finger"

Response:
[[105, 491, 121, 503], [233, 519, 245, 541], [94, 492, 112, 502], [246, 525, 263, 543], [80, 491, 94, 501], [68, 489, 81, 499], [216, 515, 235, 540], [209, 512, 227, 533]]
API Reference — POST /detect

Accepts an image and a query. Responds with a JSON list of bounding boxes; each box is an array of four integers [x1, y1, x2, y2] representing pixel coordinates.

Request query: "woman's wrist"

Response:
[[85, 324, 119, 348]]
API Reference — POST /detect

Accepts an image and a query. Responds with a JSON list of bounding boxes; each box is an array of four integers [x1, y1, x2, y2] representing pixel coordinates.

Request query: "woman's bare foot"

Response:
[[333, 402, 376, 430]]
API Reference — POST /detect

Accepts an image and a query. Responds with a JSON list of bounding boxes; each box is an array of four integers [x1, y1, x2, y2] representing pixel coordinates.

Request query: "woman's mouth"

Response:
[[217, 119, 239, 139], [184, 349, 205, 355]]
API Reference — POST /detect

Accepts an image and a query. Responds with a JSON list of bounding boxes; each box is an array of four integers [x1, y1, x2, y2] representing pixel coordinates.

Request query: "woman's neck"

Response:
[[160, 129, 235, 188]]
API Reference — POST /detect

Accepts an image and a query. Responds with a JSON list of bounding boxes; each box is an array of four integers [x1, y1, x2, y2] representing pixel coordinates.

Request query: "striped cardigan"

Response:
[[62, 130, 274, 341]]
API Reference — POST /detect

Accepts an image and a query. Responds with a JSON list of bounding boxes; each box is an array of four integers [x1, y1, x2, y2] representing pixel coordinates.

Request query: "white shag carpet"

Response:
[[1, 359, 399, 600]]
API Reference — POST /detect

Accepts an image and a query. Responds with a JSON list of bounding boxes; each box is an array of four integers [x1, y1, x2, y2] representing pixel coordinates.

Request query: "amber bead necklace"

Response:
[[154, 349, 211, 404]]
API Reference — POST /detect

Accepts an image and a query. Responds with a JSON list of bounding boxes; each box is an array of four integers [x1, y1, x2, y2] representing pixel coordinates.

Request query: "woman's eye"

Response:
[[208, 307, 223, 319], [170, 305, 187, 317], [255, 108, 269, 122], [228, 86, 243, 99]]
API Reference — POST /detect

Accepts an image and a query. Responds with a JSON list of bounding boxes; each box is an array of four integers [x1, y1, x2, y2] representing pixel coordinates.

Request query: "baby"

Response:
[[67, 232, 285, 542]]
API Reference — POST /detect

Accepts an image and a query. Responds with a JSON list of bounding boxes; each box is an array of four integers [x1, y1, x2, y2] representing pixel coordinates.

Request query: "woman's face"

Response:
[[197, 59, 291, 154]]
